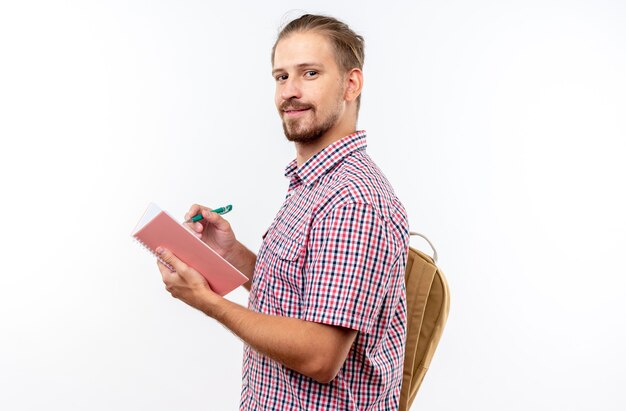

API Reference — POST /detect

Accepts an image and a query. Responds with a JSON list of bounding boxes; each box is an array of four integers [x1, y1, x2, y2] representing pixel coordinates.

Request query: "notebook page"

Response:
[[132, 202, 162, 235]]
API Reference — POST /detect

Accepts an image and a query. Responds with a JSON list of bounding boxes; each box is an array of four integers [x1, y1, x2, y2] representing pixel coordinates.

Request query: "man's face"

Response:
[[272, 31, 347, 143]]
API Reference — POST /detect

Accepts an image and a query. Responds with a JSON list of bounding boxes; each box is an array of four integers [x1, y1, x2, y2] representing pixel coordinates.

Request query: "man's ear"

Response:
[[344, 68, 363, 103]]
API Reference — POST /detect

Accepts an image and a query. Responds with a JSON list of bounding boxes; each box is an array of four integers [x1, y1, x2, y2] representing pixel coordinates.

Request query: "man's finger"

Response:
[[157, 259, 174, 278], [202, 209, 231, 231], [156, 247, 187, 272], [186, 204, 208, 222]]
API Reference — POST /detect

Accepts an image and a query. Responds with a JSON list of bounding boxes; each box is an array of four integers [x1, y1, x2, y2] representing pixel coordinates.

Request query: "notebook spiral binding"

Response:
[[133, 237, 176, 272]]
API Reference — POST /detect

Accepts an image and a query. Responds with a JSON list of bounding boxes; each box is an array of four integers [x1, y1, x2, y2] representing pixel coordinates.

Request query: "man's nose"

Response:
[[280, 78, 302, 101]]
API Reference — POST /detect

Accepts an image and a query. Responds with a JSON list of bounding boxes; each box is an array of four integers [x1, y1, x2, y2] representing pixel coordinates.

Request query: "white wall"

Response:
[[1, 1, 624, 409]]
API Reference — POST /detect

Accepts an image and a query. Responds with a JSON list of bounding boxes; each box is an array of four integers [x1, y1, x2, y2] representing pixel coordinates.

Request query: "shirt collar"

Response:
[[284, 130, 367, 188]]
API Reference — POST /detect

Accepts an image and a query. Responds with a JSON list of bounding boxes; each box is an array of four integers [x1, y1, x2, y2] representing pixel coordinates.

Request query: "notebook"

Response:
[[131, 202, 249, 296]]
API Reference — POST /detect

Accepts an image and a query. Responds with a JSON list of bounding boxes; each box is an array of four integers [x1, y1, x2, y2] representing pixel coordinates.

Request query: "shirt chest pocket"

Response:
[[261, 227, 306, 317], [269, 234, 301, 257]]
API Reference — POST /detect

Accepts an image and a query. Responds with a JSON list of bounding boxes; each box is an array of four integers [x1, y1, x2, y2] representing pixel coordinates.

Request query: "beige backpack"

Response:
[[399, 232, 450, 410]]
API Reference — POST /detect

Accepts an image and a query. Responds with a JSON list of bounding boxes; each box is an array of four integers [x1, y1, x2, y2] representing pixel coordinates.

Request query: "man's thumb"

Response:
[[157, 247, 183, 271]]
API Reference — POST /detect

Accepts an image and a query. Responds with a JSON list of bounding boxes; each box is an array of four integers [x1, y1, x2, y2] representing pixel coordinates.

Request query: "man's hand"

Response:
[[183, 204, 257, 290], [156, 247, 220, 314], [184, 204, 239, 261]]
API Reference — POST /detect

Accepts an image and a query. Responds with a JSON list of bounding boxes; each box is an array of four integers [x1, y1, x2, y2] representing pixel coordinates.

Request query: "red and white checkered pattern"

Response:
[[240, 131, 410, 410]]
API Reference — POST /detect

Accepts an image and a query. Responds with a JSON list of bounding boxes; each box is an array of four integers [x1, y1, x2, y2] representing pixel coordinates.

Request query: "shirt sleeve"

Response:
[[302, 202, 394, 334]]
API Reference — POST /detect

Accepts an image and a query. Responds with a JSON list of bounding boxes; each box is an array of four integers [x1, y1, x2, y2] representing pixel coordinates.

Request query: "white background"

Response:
[[1, 1, 624, 410]]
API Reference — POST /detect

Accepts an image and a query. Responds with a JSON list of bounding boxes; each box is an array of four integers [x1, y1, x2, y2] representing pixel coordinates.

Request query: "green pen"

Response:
[[184, 205, 232, 223]]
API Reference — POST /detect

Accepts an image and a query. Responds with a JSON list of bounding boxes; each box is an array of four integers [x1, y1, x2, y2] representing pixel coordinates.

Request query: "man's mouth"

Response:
[[283, 108, 311, 117]]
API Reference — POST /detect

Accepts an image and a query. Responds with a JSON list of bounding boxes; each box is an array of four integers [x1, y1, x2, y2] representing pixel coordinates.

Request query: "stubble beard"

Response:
[[280, 98, 342, 144]]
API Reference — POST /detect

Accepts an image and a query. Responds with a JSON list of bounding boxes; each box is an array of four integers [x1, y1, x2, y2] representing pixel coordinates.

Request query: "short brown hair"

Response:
[[272, 14, 365, 110]]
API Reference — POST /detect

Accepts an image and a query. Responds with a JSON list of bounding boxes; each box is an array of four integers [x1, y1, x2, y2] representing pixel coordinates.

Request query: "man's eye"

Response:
[[275, 74, 288, 81], [305, 70, 318, 77]]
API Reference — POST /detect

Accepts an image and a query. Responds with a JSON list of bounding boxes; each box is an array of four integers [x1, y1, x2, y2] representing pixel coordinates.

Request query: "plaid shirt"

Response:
[[240, 131, 409, 410]]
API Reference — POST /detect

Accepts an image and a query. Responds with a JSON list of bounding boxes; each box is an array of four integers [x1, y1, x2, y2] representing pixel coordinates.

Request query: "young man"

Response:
[[157, 14, 410, 410]]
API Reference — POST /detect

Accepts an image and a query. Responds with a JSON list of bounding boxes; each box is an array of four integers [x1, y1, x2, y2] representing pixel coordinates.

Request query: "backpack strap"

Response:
[[409, 231, 438, 263]]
